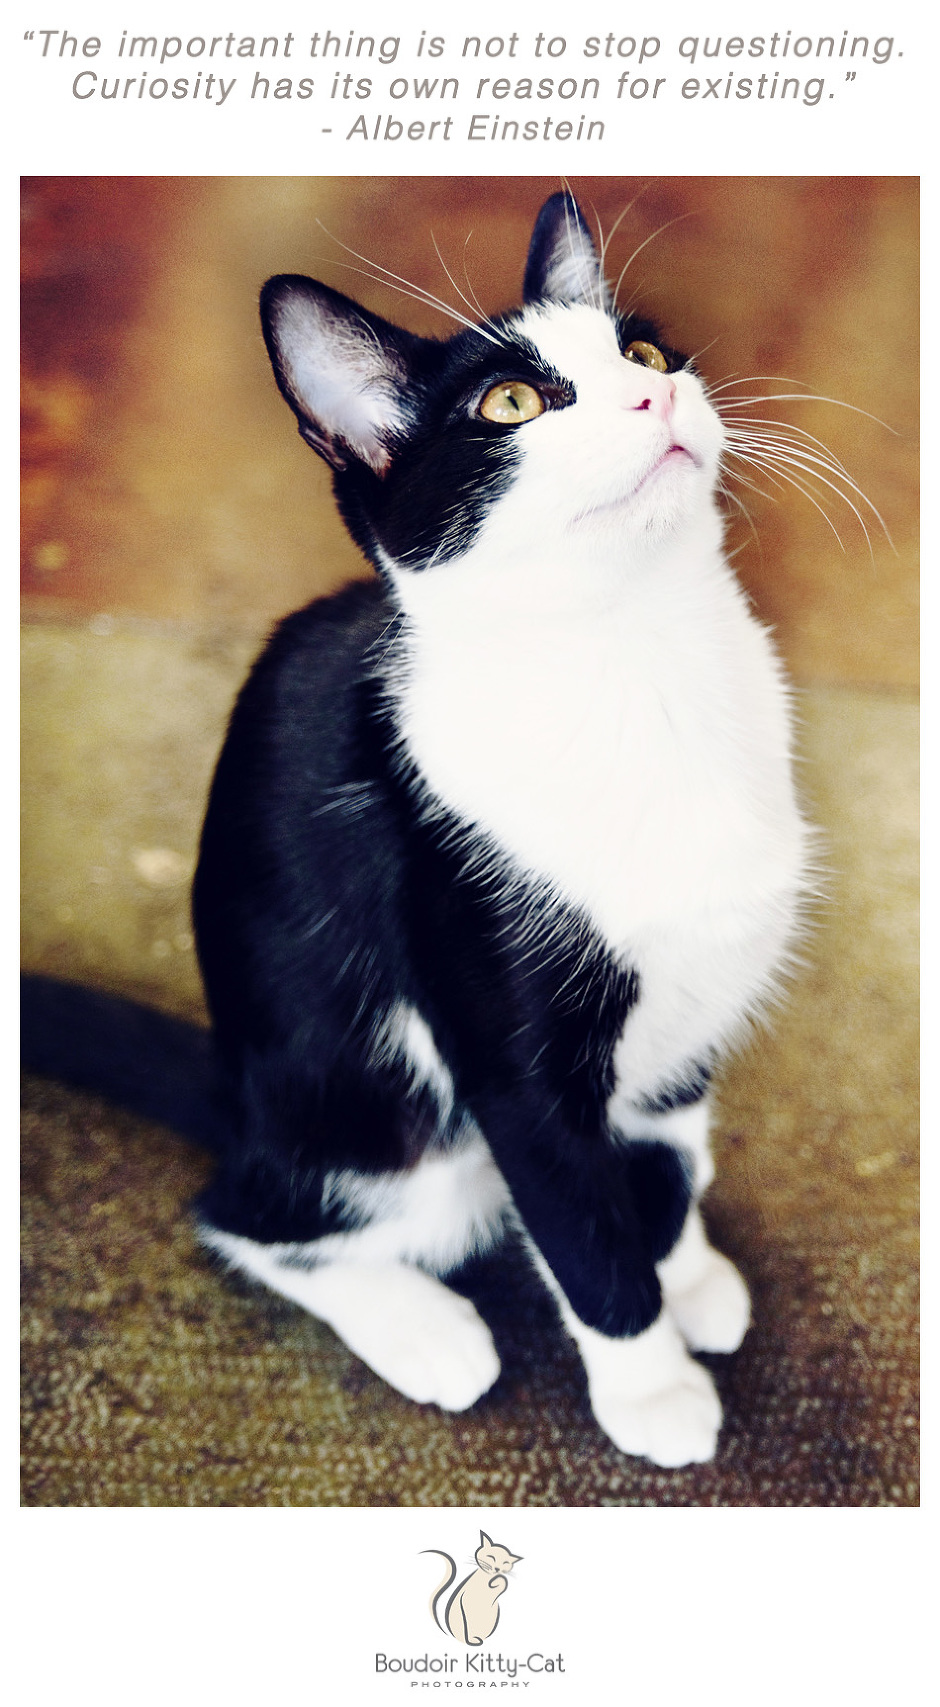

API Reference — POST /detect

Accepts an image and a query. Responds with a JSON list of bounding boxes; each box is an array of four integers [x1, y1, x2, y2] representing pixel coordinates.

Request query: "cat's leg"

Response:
[[525, 1241, 722, 1468], [202, 1232, 501, 1411], [657, 1203, 751, 1354], [477, 1087, 725, 1466], [560, 1306, 722, 1469], [611, 1096, 751, 1355], [200, 1130, 509, 1412]]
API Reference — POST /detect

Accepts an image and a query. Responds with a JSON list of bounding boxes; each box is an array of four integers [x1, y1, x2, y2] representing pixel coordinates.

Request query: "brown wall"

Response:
[[22, 176, 918, 686]]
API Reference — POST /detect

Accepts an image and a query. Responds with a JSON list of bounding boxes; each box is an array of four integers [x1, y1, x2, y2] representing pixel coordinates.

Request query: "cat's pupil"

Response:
[[479, 380, 545, 425]]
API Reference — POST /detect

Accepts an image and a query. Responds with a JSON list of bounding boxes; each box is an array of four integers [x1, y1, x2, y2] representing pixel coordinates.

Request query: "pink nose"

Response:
[[628, 374, 677, 422]]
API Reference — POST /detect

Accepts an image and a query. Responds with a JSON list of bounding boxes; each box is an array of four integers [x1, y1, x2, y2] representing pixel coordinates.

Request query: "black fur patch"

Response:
[[190, 582, 690, 1329], [333, 323, 575, 571]]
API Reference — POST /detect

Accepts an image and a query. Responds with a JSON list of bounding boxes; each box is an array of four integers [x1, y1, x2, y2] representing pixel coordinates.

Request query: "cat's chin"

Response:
[[572, 469, 713, 547], [640, 443, 698, 488], [574, 445, 706, 521], [630, 444, 714, 520]]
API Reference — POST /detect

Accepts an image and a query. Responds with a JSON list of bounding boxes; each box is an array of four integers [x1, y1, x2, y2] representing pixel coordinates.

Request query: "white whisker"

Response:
[[430, 229, 494, 332], [459, 230, 490, 322], [686, 333, 723, 370], [612, 213, 693, 309], [718, 415, 855, 474], [708, 378, 896, 552], [327, 254, 493, 338], [594, 183, 652, 274], [706, 373, 816, 397], [717, 479, 762, 548], [314, 218, 504, 346], [714, 388, 896, 434], [722, 434, 887, 552], [723, 425, 886, 522], [725, 448, 849, 549]]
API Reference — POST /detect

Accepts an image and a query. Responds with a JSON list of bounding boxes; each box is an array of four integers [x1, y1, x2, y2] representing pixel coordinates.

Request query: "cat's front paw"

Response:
[[664, 1251, 751, 1354], [590, 1359, 722, 1468], [310, 1262, 501, 1412], [379, 1287, 502, 1412]]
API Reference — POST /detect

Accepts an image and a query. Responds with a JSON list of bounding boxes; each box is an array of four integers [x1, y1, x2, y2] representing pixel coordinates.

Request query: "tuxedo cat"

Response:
[[23, 193, 815, 1470], [184, 191, 812, 1470]]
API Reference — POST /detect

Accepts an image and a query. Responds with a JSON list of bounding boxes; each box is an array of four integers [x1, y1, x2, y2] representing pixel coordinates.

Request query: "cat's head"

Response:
[[475, 1531, 522, 1574], [260, 193, 724, 593]]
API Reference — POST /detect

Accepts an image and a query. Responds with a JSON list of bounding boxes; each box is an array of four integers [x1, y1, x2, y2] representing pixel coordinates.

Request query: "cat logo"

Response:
[[422, 1531, 523, 1646]]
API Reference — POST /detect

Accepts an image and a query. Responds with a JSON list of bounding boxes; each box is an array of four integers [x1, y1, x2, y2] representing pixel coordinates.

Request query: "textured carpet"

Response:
[[20, 682, 918, 1507]]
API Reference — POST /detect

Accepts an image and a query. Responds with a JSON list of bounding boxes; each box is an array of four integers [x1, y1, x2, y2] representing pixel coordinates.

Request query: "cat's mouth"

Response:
[[637, 442, 698, 490], [572, 442, 699, 525]]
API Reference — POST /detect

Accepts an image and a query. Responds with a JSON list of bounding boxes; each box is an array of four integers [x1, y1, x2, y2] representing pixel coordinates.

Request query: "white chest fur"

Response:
[[390, 536, 811, 1093]]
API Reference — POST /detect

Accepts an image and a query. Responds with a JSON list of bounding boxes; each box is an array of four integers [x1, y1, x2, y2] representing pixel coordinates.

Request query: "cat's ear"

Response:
[[479, 1531, 493, 1548], [523, 192, 607, 308], [260, 276, 415, 475]]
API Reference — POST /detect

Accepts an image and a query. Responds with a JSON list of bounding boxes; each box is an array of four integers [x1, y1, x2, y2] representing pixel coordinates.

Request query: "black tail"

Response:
[[20, 974, 224, 1153]]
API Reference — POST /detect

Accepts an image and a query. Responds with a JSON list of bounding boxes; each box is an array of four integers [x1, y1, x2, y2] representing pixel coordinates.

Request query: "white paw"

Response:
[[665, 1251, 751, 1353], [310, 1263, 501, 1412], [590, 1358, 722, 1468]]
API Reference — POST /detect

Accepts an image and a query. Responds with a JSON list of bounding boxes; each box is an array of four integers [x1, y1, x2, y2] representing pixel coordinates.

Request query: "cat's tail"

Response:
[[20, 974, 225, 1153], [420, 1550, 457, 1635]]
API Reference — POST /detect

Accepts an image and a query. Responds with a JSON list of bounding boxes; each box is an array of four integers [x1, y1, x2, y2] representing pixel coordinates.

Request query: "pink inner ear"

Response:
[[265, 281, 406, 475], [285, 338, 401, 472]]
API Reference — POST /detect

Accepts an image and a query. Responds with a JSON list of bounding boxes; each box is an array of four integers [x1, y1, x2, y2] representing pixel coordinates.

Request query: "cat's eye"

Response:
[[624, 340, 668, 373], [478, 381, 546, 425]]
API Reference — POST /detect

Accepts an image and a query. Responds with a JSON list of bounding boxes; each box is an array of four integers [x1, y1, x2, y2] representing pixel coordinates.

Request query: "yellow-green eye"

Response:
[[624, 340, 668, 373], [479, 380, 546, 425]]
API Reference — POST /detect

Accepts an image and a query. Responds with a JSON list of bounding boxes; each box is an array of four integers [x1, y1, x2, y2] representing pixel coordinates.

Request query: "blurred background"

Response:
[[21, 179, 919, 1505]]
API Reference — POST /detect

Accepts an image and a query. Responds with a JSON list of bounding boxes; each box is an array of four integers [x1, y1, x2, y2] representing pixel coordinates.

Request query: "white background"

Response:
[[13, 3, 924, 173], [13, 1, 929, 1699]]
